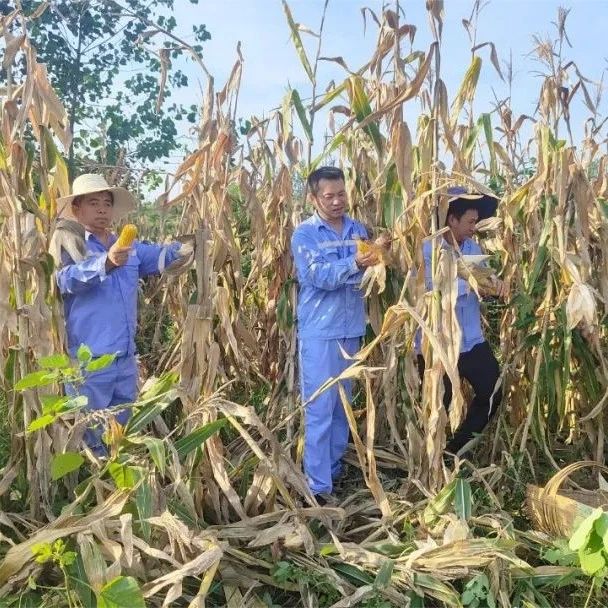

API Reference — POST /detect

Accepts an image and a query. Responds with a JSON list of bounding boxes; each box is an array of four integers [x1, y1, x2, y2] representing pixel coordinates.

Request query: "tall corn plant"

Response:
[[0, 9, 72, 518]]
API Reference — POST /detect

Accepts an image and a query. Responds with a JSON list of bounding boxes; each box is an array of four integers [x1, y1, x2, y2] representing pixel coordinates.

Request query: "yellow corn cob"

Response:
[[355, 237, 390, 265], [355, 238, 372, 254], [116, 224, 137, 247]]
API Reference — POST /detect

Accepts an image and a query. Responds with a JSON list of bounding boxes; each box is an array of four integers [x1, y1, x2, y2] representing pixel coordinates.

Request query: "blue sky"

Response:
[[164, 0, 607, 169]]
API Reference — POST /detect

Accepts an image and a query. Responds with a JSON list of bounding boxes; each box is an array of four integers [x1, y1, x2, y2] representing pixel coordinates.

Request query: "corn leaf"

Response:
[[281, 1, 314, 82], [175, 418, 228, 459]]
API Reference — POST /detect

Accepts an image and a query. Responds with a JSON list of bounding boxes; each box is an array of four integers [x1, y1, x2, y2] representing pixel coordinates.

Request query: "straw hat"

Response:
[[56, 174, 138, 221], [446, 186, 499, 221]]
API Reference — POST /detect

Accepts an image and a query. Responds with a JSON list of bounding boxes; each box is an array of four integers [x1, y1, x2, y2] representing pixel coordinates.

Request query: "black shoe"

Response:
[[315, 493, 338, 507]]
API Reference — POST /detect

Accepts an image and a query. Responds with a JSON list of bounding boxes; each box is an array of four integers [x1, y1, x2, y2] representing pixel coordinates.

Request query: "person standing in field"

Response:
[[51, 173, 192, 456], [418, 187, 508, 456], [291, 166, 380, 504]]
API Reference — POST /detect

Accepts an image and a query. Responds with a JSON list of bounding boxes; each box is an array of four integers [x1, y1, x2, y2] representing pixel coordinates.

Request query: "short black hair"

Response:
[[446, 200, 479, 224], [307, 166, 345, 195]]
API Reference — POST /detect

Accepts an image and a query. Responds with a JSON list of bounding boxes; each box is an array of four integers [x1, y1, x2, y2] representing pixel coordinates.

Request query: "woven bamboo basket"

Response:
[[525, 461, 608, 537]]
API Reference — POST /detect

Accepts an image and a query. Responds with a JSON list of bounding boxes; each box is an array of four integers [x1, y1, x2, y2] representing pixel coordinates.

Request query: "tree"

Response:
[[2, 0, 209, 180]]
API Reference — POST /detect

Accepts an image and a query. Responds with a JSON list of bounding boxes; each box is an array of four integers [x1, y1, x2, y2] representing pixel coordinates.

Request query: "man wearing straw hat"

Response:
[[291, 166, 383, 504], [51, 173, 192, 456], [418, 186, 507, 457]]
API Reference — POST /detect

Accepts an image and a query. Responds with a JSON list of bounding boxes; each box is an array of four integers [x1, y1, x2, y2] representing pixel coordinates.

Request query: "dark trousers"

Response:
[[417, 341, 502, 454]]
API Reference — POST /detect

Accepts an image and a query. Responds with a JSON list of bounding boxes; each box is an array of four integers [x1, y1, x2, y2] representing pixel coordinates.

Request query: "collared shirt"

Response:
[[420, 238, 485, 353], [291, 213, 368, 340], [57, 231, 181, 358]]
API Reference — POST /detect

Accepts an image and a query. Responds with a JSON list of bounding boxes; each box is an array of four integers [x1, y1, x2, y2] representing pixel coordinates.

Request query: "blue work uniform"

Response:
[[56, 231, 181, 452], [417, 238, 485, 353], [291, 213, 367, 495]]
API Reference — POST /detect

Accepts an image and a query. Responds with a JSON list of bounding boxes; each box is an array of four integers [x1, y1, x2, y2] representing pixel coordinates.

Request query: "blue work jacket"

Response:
[[57, 231, 181, 358], [291, 213, 368, 340]]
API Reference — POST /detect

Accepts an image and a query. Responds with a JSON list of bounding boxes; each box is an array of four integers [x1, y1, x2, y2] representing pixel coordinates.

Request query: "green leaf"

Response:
[[330, 562, 374, 585], [175, 418, 228, 459], [39, 353, 71, 369], [27, 414, 57, 433], [51, 452, 85, 480], [86, 354, 116, 373], [108, 463, 140, 490], [140, 372, 178, 400], [594, 513, 608, 549], [347, 75, 383, 154], [281, 1, 314, 82], [290, 89, 312, 142], [480, 112, 496, 174], [67, 553, 93, 608], [76, 344, 93, 364], [97, 576, 145, 608], [407, 592, 425, 608], [569, 508, 604, 551], [32, 543, 53, 564], [135, 477, 153, 542], [4, 347, 17, 388], [129, 437, 166, 476], [373, 559, 394, 590], [64, 395, 89, 411], [463, 121, 481, 160], [126, 388, 177, 434], [454, 478, 472, 521], [276, 279, 294, 330], [15, 370, 57, 391], [280, 89, 293, 143], [41, 395, 68, 414], [578, 544, 606, 576], [423, 479, 456, 526]]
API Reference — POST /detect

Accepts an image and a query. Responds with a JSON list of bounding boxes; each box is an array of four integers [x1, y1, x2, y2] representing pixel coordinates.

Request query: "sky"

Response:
[[160, 0, 608, 171]]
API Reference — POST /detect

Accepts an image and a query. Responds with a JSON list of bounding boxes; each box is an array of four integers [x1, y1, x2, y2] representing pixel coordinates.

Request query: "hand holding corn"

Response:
[[107, 224, 137, 269], [355, 243, 378, 268], [355, 233, 391, 268]]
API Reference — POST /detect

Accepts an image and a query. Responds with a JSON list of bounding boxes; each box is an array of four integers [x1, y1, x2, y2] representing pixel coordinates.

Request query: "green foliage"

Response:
[[568, 509, 608, 577], [97, 576, 145, 608], [174, 418, 228, 459], [15, 346, 115, 433], [32, 539, 76, 568], [272, 560, 341, 607], [51, 452, 85, 480], [461, 574, 496, 608], [455, 477, 473, 521], [8, 0, 210, 171]]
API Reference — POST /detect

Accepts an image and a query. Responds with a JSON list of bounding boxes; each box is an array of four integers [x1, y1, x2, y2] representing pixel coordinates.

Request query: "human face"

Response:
[[72, 191, 114, 233], [448, 208, 479, 244], [312, 178, 347, 225]]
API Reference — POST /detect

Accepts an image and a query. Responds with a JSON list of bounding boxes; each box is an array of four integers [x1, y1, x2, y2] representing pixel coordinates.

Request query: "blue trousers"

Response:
[[299, 337, 360, 495], [67, 355, 138, 454]]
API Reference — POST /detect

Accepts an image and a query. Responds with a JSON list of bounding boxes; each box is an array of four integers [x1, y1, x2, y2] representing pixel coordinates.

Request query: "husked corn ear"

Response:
[[117, 224, 137, 247], [355, 238, 373, 254], [355, 237, 390, 265]]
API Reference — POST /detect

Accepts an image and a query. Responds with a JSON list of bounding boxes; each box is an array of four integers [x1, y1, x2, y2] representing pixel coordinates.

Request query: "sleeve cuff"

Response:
[[158, 247, 168, 273]]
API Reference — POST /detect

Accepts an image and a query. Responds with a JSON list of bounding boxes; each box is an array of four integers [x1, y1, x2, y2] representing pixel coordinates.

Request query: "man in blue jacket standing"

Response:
[[419, 187, 507, 456], [53, 173, 190, 455], [291, 167, 378, 503]]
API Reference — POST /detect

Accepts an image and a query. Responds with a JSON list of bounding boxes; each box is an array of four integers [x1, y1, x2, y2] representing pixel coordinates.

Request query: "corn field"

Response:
[[1, 1, 608, 606]]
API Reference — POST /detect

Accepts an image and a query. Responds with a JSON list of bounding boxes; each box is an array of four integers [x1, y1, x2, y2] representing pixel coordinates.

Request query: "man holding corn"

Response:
[[418, 186, 507, 457], [291, 166, 380, 504], [52, 174, 190, 455]]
